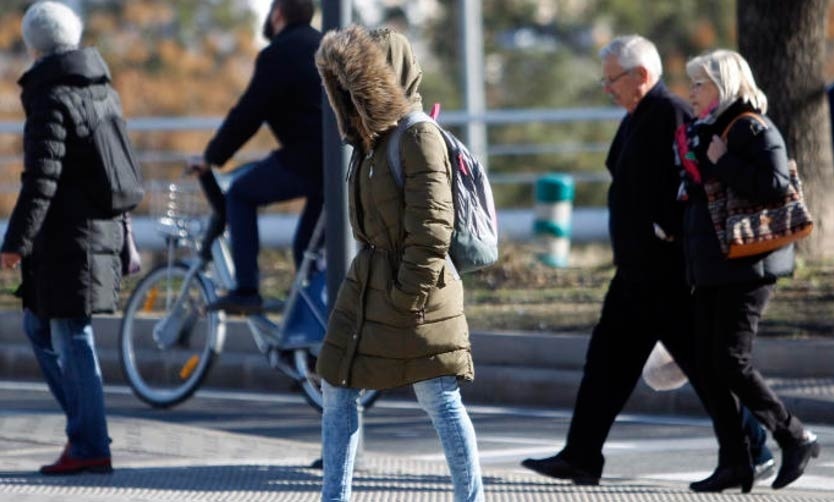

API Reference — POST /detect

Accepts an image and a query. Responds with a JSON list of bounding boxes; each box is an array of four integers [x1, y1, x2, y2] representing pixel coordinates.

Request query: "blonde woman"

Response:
[[677, 49, 820, 492]]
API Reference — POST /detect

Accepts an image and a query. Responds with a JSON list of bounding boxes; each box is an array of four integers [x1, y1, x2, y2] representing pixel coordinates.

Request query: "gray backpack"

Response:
[[387, 107, 499, 274]]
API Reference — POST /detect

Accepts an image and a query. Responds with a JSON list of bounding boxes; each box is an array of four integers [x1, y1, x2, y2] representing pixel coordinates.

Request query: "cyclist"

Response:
[[191, 0, 323, 315]]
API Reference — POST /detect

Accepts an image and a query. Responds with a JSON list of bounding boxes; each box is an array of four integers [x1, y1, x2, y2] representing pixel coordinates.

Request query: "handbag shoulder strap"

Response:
[[720, 111, 768, 142]]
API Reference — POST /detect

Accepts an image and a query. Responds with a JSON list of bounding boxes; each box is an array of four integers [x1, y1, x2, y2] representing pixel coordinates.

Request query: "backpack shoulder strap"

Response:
[[720, 111, 768, 142], [386, 110, 435, 187]]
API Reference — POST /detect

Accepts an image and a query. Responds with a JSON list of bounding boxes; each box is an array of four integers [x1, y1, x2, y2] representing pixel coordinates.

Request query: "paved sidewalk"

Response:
[[0, 412, 831, 502], [1, 312, 833, 423]]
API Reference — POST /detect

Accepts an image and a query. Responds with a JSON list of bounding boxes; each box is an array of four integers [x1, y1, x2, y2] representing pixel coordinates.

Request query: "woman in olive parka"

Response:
[[315, 25, 483, 501]]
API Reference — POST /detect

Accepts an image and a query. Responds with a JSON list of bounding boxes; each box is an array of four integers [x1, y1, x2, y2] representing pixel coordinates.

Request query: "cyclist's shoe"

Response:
[[262, 297, 286, 313], [207, 291, 263, 315]]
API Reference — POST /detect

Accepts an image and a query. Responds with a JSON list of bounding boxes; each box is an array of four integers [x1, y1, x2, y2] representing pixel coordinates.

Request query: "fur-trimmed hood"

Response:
[[316, 25, 423, 152]]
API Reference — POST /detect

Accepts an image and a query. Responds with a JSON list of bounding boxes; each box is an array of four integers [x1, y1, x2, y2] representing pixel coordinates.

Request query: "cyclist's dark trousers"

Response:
[[226, 151, 323, 292], [559, 271, 768, 477]]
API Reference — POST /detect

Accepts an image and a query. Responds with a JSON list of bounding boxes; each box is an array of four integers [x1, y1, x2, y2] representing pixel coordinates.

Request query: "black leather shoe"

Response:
[[773, 432, 821, 489], [521, 455, 600, 485], [690, 465, 754, 493], [206, 291, 262, 315]]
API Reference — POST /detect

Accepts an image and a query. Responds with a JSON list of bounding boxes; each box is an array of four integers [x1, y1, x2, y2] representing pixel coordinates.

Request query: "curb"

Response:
[[1, 311, 832, 422]]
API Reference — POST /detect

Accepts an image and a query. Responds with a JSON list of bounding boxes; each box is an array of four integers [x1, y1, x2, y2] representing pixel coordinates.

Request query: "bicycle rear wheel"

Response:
[[119, 262, 224, 408], [293, 347, 382, 413]]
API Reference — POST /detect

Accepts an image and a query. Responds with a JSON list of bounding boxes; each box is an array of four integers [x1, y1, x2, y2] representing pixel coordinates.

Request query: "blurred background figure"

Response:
[[0, 0, 127, 475], [190, 0, 323, 315]]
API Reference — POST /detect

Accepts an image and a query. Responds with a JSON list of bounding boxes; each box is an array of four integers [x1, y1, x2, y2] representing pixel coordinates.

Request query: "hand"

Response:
[[186, 156, 210, 176], [707, 135, 727, 164], [1, 252, 21, 270]]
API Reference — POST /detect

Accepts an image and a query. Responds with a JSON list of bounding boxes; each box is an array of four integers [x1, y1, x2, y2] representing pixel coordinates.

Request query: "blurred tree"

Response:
[[415, 0, 738, 205], [738, 0, 834, 259]]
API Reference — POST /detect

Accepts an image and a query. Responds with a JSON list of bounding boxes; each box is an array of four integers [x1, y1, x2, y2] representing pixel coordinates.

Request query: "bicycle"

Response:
[[118, 167, 381, 412]]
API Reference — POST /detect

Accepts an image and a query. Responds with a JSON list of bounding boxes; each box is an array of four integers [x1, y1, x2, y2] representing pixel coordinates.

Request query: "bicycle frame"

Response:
[[122, 169, 381, 411], [158, 186, 329, 365]]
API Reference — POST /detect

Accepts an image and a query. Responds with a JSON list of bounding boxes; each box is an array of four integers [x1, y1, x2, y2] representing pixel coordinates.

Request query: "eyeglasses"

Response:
[[690, 79, 707, 90], [599, 69, 631, 87]]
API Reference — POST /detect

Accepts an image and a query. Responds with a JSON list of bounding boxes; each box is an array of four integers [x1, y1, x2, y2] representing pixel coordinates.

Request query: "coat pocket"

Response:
[[387, 284, 426, 323]]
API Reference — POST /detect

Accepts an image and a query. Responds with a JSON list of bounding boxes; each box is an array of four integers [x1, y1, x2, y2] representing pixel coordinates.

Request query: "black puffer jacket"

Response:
[[681, 99, 794, 287], [2, 48, 123, 317]]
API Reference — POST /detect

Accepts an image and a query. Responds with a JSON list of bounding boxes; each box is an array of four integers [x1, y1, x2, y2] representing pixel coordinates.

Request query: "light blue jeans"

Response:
[[23, 309, 111, 459], [321, 376, 484, 501]]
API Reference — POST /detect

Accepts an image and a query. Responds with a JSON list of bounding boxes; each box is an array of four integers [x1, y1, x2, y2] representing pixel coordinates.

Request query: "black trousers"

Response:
[[560, 271, 766, 476], [693, 282, 804, 466]]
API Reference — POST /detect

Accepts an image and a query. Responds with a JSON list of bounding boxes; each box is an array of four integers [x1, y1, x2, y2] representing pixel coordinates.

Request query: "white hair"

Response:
[[599, 35, 663, 82], [22, 1, 83, 55], [686, 49, 768, 115]]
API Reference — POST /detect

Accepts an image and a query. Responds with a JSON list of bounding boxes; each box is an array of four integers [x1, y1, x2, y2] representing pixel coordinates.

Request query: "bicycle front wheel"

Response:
[[293, 347, 382, 413], [119, 262, 225, 408]]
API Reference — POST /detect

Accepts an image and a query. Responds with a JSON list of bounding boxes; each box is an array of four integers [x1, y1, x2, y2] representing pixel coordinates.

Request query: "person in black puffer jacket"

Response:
[[679, 49, 820, 493], [0, 1, 123, 476]]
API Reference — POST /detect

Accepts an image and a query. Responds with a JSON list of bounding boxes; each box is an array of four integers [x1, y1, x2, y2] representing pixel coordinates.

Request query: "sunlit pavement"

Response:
[[0, 382, 832, 501]]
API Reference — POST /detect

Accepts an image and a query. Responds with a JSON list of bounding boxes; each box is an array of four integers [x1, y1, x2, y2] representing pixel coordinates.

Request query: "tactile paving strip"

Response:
[[0, 414, 831, 501]]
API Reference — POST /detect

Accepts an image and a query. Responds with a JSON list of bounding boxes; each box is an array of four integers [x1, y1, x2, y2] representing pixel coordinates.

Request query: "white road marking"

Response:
[[0, 446, 58, 456]]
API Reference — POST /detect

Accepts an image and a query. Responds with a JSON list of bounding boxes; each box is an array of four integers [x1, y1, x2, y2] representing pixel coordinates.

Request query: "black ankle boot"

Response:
[[773, 432, 821, 489], [690, 464, 754, 493]]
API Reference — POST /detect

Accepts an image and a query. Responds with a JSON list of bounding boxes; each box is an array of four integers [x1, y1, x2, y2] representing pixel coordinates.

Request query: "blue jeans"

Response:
[[226, 152, 323, 291], [321, 377, 484, 502], [742, 406, 772, 464], [23, 309, 111, 458]]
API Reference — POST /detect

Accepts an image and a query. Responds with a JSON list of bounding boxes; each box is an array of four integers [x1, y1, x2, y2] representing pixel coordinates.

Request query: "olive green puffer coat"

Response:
[[315, 26, 473, 390]]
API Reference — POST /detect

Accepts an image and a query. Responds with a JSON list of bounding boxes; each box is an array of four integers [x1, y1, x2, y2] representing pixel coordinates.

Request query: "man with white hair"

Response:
[[1, 1, 126, 475], [521, 35, 772, 487]]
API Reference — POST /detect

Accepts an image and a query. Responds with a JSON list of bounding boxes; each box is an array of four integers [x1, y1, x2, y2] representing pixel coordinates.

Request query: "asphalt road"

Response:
[[2, 380, 833, 495]]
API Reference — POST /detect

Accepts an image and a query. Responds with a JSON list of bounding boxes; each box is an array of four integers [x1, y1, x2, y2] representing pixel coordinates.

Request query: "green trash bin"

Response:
[[533, 174, 574, 267]]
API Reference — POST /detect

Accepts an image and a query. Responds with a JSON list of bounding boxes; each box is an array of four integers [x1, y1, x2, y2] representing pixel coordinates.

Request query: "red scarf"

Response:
[[674, 123, 701, 184]]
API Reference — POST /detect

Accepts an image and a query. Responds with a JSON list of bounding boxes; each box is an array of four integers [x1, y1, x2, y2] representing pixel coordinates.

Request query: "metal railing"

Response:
[[0, 107, 621, 185], [0, 109, 618, 245]]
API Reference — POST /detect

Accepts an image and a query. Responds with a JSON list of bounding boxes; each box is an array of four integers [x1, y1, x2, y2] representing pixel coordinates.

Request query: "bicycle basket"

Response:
[[149, 180, 209, 239]]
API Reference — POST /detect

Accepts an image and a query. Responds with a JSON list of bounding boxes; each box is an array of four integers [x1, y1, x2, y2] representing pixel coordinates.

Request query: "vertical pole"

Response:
[[322, 1, 353, 309], [459, 0, 488, 169], [320, 0, 365, 472]]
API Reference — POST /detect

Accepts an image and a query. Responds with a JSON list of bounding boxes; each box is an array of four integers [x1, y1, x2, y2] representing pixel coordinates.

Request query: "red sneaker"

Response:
[[40, 449, 112, 475]]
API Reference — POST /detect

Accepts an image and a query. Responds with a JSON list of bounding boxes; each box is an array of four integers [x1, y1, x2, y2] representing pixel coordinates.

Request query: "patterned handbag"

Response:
[[704, 112, 813, 259]]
